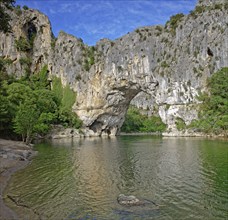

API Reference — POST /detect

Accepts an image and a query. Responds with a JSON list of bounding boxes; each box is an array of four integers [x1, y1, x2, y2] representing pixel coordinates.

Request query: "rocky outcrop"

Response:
[[73, 0, 227, 135], [198, 0, 226, 6], [0, 7, 52, 77], [0, 139, 37, 220], [45, 125, 98, 139], [0, 139, 37, 164], [0, 1, 227, 136]]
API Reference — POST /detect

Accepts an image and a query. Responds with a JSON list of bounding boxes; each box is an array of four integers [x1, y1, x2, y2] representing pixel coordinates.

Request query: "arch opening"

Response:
[[75, 68, 159, 136], [83, 87, 143, 136], [82, 83, 158, 136], [23, 21, 37, 47]]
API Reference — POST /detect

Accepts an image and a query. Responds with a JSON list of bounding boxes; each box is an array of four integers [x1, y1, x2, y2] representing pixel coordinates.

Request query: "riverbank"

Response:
[[120, 131, 228, 138], [120, 132, 162, 136], [0, 139, 37, 220]]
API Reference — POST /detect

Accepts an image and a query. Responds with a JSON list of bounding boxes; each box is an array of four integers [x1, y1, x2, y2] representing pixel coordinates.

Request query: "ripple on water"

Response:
[[4, 137, 228, 220]]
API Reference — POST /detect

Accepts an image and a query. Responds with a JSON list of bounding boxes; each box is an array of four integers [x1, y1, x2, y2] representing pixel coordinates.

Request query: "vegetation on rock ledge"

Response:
[[0, 0, 15, 33], [189, 67, 228, 135], [121, 106, 166, 133]]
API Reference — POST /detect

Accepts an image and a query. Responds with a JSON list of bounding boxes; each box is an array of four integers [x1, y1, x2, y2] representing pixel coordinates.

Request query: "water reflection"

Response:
[[72, 138, 116, 214], [5, 136, 228, 220]]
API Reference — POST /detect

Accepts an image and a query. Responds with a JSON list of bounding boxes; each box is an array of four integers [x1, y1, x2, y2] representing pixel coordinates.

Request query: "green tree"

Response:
[[141, 116, 166, 132], [35, 112, 56, 135], [52, 76, 82, 128], [6, 82, 33, 112], [58, 107, 82, 128], [14, 101, 39, 144], [3, 71, 58, 141], [0, 0, 15, 33], [0, 94, 11, 130], [22, 5, 28, 10], [190, 67, 228, 135], [12, 87, 59, 143], [34, 89, 58, 113], [121, 106, 166, 133], [1, 64, 82, 140], [121, 107, 143, 132]]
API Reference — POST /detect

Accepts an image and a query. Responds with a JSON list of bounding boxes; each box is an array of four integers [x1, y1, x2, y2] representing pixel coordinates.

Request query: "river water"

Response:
[[5, 136, 228, 220]]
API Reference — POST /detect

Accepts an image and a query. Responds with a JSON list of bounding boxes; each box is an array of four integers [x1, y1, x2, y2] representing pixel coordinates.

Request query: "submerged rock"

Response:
[[117, 194, 145, 206]]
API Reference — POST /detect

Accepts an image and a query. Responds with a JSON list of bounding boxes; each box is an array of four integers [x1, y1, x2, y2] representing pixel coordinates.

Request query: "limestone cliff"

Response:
[[0, 0, 227, 136], [0, 7, 52, 76]]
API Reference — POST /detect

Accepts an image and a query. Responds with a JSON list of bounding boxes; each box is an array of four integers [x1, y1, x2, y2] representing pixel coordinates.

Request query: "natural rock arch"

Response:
[[53, 3, 227, 136], [1, 1, 226, 136], [74, 59, 159, 136]]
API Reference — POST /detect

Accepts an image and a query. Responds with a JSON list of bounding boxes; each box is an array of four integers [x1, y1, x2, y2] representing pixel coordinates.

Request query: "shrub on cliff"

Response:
[[165, 13, 184, 35], [22, 5, 28, 10], [15, 37, 32, 51], [0, 0, 15, 33], [190, 67, 228, 135]]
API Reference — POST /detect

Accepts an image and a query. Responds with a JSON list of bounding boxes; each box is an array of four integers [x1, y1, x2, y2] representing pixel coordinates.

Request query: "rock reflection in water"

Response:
[[5, 136, 228, 220]]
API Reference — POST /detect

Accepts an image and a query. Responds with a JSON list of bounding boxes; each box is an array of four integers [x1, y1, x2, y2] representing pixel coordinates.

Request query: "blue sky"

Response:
[[16, 0, 197, 45]]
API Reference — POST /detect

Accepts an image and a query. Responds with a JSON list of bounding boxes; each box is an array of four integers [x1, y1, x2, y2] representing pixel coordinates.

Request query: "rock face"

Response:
[[0, 8, 52, 76], [46, 126, 83, 139], [198, 0, 226, 6], [0, 1, 227, 136]]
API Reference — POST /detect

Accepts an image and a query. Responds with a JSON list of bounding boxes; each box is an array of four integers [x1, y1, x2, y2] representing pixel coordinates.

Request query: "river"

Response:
[[4, 136, 228, 219]]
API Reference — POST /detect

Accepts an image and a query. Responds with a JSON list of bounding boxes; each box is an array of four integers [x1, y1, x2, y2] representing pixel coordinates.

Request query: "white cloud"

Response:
[[49, 8, 57, 14], [16, 0, 197, 45]]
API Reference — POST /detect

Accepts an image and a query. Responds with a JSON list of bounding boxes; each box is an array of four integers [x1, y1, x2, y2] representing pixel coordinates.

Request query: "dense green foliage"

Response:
[[0, 66, 82, 143], [22, 5, 28, 10], [0, 0, 15, 33], [175, 117, 186, 131], [189, 67, 228, 135], [83, 46, 95, 71], [15, 36, 32, 51], [14, 101, 40, 143], [52, 77, 82, 128], [121, 106, 166, 133]]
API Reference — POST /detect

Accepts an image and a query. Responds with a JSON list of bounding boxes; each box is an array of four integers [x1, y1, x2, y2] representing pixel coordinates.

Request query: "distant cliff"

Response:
[[0, 0, 227, 136]]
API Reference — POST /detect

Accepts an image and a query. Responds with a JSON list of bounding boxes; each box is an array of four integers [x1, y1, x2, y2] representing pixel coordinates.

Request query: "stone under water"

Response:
[[117, 194, 157, 207]]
